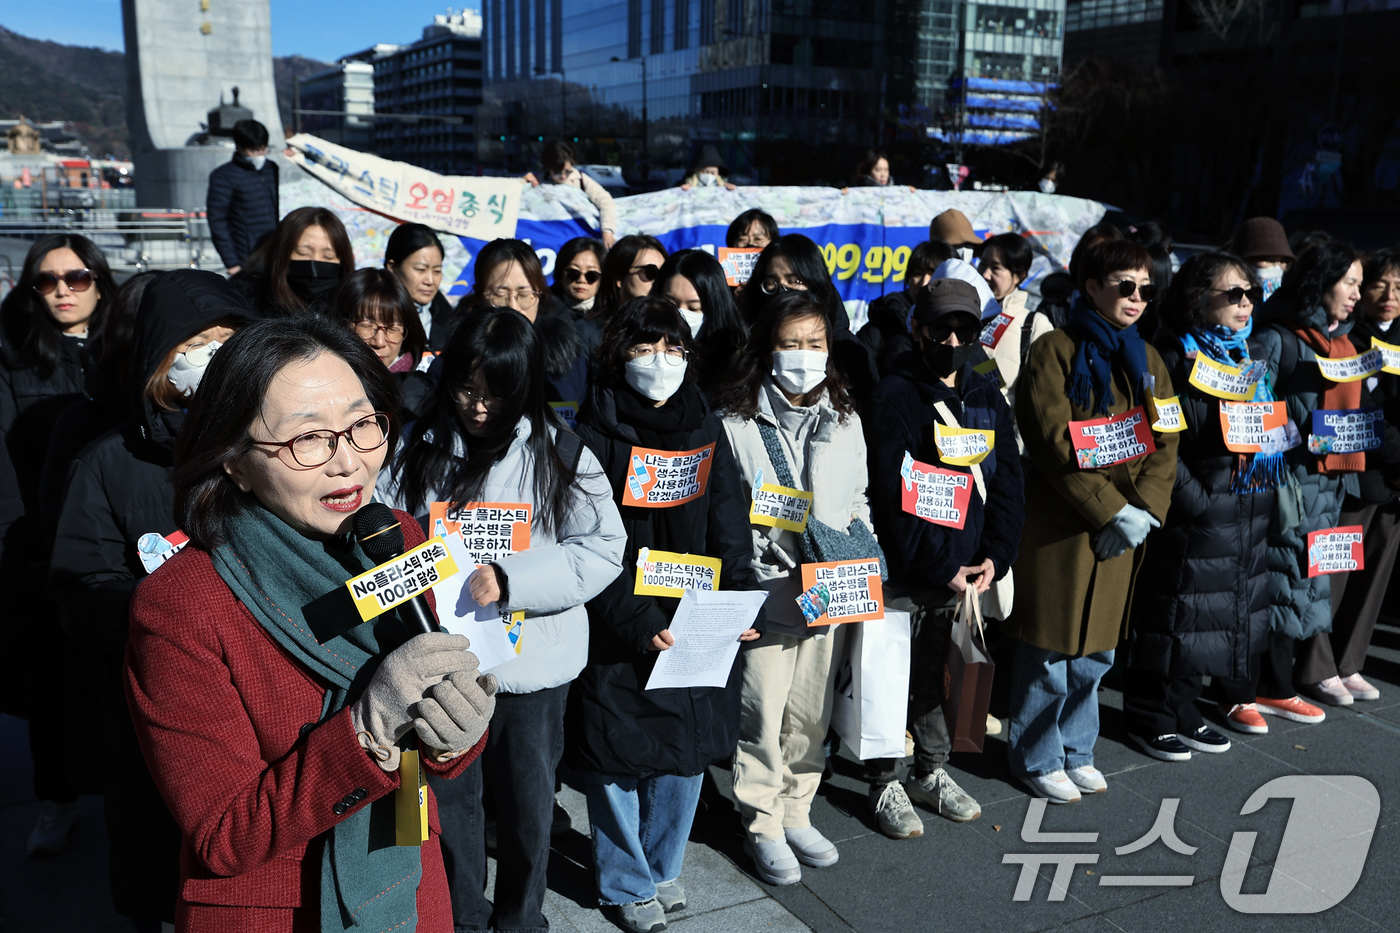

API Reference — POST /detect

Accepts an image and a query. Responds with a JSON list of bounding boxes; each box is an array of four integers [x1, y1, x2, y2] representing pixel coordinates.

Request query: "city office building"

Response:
[[344, 10, 485, 174], [297, 60, 376, 150]]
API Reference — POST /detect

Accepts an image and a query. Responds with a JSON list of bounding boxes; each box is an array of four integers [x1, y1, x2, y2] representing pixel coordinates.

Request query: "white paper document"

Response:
[[432, 531, 519, 673], [645, 590, 768, 690]]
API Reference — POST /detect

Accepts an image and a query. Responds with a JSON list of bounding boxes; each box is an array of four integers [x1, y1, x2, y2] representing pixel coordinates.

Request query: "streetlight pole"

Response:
[[612, 55, 647, 184]]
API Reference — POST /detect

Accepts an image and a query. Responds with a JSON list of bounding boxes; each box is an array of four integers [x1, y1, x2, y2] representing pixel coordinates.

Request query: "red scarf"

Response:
[[1289, 325, 1364, 475]]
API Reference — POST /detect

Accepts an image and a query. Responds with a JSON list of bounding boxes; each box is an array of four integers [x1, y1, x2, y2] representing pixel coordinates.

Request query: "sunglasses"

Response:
[[33, 269, 95, 295], [565, 268, 602, 284], [630, 264, 660, 283], [1111, 278, 1158, 302], [1214, 285, 1264, 306], [926, 320, 983, 345]]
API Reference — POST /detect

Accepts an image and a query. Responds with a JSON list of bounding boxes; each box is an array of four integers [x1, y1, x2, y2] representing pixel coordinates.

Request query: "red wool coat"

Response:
[[125, 511, 482, 933]]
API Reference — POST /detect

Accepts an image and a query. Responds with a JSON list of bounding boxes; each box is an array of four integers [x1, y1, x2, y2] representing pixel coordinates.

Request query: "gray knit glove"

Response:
[[413, 669, 498, 758], [349, 632, 480, 771]]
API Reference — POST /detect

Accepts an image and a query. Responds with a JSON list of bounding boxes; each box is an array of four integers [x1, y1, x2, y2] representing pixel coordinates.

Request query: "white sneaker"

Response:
[[1065, 765, 1107, 794], [784, 825, 839, 867], [1302, 676, 1354, 707], [27, 800, 80, 857], [1019, 770, 1081, 805], [743, 837, 802, 885]]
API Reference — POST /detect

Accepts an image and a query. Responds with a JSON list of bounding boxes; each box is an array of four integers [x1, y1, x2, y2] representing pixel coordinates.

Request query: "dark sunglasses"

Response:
[[1215, 285, 1264, 306], [33, 269, 95, 295], [631, 264, 660, 283], [926, 320, 983, 345], [1112, 278, 1158, 302], [565, 268, 602, 284]]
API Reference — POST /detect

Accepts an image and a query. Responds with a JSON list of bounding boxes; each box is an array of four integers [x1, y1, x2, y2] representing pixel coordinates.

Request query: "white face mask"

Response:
[[771, 350, 828, 396], [625, 353, 688, 402], [1257, 265, 1284, 301], [249, 155, 267, 171], [1038, 177, 1056, 194], [167, 340, 223, 397], [679, 308, 705, 337], [956, 246, 976, 263], [697, 172, 721, 187]]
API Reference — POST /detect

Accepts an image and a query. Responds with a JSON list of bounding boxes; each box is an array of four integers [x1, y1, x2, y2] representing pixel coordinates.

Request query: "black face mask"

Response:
[[286, 260, 341, 302], [922, 341, 976, 379]]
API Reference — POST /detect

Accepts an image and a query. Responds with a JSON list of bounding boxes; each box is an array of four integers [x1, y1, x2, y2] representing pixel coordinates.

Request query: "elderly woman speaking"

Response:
[[124, 316, 494, 933]]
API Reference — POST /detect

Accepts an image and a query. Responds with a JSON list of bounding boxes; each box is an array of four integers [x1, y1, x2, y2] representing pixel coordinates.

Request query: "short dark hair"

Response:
[[1079, 239, 1154, 288], [908, 240, 955, 281], [0, 233, 116, 378], [1362, 247, 1400, 289], [745, 234, 843, 329], [232, 119, 269, 152], [332, 268, 428, 364], [979, 233, 1034, 280], [555, 237, 606, 280], [1069, 221, 1122, 287], [1272, 239, 1361, 321], [469, 239, 549, 311], [172, 315, 400, 550], [853, 149, 889, 183], [725, 209, 780, 248], [713, 290, 854, 421], [653, 248, 748, 346], [596, 234, 667, 321], [595, 296, 694, 389], [541, 139, 577, 175], [384, 223, 445, 268], [1162, 251, 1257, 335]]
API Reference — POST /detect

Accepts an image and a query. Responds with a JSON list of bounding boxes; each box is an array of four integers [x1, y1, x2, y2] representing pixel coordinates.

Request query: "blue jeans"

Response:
[[1007, 641, 1114, 777], [582, 772, 703, 906]]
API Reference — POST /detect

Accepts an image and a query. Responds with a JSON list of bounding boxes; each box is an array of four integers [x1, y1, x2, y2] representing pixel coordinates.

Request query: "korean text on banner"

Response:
[[635, 547, 722, 598], [1151, 396, 1187, 433], [797, 559, 885, 626], [1308, 409, 1385, 455], [1068, 407, 1155, 469], [428, 501, 531, 564], [1219, 401, 1297, 454], [749, 482, 812, 532], [345, 538, 459, 622], [286, 133, 521, 240], [1315, 349, 1384, 383], [622, 444, 716, 508], [1308, 525, 1365, 577], [717, 248, 763, 286], [979, 313, 1014, 349], [1372, 336, 1400, 374], [900, 453, 973, 529], [1188, 355, 1264, 400], [934, 421, 994, 466]]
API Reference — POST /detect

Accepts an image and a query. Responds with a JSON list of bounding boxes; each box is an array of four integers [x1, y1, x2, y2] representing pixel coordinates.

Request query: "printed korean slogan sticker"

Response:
[[934, 422, 994, 466], [1308, 526, 1365, 577], [797, 559, 884, 626], [623, 444, 716, 508], [1188, 355, 1265, 400], [1308, 409, 1385, 455], [346, 538, 459, 622], [429, 501, 532, 564], [718, 248, 763, 286], [1314, 348, 1383, 383], [900, 452, 973, 530], [750, 482, 813, 532], [1219, 401, 1299, 454], [1150, 396, 1187, 433], [634, 547, 722, 598], [1068, 407, 1155, 468]]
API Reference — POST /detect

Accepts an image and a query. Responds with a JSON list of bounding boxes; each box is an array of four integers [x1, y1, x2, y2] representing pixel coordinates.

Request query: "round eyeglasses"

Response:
[[248, 412, 391, 468]]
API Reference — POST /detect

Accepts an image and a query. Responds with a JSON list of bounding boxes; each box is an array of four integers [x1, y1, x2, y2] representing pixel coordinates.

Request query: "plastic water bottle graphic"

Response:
[[433, 518, 448, 539]]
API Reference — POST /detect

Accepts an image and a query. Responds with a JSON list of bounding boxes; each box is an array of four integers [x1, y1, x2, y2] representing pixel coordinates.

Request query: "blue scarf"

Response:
[[1181, 321, 1285, 493], [211, 501, 422, 933], [1067, 298, 1151, 416]]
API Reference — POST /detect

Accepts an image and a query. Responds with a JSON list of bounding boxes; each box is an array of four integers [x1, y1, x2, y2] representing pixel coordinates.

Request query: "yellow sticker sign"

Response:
[[1151, 395, 1187, 433], [1188, 355, 1261, 401], [749, 483, 813, 532], [1315, 348, 1384, 383], [345, 537, 459, 622], [1373, 336, 1400, 374], [934, 421, 994, 466], [394, 749, 428, 846], [633, 547, 722, 598]]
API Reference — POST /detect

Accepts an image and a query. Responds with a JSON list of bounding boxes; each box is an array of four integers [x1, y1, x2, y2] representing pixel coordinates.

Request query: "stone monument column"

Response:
[[122, 0, 285, 210]]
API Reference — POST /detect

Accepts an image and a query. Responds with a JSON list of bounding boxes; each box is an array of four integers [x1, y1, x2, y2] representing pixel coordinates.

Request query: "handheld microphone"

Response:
[[353, 503, 440, 636]]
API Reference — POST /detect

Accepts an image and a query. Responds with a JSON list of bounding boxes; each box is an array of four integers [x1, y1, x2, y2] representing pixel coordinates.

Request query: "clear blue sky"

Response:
[[3, 0, 478, 61]]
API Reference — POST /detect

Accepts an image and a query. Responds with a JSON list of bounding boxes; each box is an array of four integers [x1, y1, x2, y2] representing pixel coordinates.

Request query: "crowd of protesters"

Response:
[[2, 132, 1398, 933]]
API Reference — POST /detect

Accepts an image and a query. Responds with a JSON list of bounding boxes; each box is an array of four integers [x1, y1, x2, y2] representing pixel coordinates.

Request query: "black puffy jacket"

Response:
[[567, 380, 761, 777], [857, 290, 915, 379], [1129, 338, 1274, 680], [206, 153, 279, 270]]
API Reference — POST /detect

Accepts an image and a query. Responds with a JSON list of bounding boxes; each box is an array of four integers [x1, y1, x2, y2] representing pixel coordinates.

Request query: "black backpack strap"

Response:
[[1019, 309, 1046, 364], [555, 428, 585, 473]]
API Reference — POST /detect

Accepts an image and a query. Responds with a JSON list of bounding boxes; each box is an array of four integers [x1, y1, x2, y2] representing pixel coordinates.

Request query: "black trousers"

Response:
[[1123, 671, 1204, 737], [1214, 632, 1297, 705], [430, 684, 569, 933]]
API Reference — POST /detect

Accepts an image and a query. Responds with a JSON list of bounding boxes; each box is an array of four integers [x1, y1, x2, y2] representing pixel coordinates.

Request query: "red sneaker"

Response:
[[1255, 695, 1326, 724], [1220, 703, 1268, 735]]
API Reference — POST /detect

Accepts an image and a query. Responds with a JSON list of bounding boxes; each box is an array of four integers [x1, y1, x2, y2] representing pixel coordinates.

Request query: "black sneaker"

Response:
[[1177, 725, 1231, 754], [1130, 733, 1192, 762]]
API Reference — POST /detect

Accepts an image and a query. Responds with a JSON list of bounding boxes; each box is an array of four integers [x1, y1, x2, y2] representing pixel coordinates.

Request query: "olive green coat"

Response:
[[1006, 328, 1179, 656]]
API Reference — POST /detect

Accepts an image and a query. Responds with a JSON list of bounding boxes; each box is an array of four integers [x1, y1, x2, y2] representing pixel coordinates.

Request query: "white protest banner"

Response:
[[286, 133, 522, 240], [345, 538, 460, 622], [1314, 348, 1384, 383]]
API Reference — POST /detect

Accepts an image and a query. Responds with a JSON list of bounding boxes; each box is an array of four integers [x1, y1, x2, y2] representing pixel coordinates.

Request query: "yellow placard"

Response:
[[1188, 355, 1260, 401], [549, 400, 581, 428], [346, 537, 459, 622], [633, 547, 722, 598], [1315, 348, 1384, 383], [934, 421, 994, 466], [749, 483, 813, 532], [1151, 395, 1188, 433], [1372, 336, 1400, 374], [394, 749, 428, 846]]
